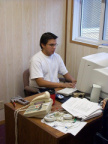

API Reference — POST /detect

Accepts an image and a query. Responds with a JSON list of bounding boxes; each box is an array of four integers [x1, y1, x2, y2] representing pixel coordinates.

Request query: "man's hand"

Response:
[[63, 73, 77, 84], [72, 80, 77, 84], [102, 99, 107, 109], [61, 82, 76, 88]]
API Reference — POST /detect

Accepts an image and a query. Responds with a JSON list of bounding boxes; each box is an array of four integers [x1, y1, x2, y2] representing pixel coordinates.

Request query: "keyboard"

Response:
[[57, 87, 77, 96]]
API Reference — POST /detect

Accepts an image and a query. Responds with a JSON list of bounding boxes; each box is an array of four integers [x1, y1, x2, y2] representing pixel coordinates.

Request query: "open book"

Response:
[[62, 97, 102, 121]]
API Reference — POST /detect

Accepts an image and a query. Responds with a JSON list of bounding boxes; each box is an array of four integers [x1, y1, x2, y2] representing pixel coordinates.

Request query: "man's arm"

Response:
[[36, 78, 76, 88], [63, 73, 77, 83]]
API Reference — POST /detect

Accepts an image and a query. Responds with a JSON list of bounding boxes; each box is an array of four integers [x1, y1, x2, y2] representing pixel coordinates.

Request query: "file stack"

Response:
[[62, 97, 102, 121]]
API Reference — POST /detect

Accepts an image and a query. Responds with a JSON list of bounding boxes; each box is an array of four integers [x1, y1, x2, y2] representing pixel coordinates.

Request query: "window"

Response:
[[103, 0, 108, 40], [71, 0, 108, 47]]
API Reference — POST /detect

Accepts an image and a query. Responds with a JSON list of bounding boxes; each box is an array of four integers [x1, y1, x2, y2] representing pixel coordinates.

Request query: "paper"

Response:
[[81, 110, 102, 121], [62, 97, 102, 120], [41, 119, 87, 136]]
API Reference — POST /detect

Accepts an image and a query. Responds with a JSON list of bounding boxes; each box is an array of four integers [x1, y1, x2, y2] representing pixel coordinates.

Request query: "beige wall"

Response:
[[66, 0, 98, 79], [0, 0, 66, 121]]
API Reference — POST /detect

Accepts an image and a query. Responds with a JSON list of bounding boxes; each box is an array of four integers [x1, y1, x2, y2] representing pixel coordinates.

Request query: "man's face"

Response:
[[41, 39, 57, 56]]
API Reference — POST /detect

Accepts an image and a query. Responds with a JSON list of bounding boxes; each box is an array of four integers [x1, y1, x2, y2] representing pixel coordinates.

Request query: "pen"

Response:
[[74, 118, 77, 123]]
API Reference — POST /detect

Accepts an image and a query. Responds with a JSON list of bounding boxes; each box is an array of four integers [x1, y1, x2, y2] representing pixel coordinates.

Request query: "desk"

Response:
[[5, 94, 102, 144]]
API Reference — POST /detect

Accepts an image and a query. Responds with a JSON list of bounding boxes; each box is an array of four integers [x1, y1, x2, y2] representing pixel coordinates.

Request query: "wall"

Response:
[[66, 0, 98, 79], [0, 0, 66, 121]]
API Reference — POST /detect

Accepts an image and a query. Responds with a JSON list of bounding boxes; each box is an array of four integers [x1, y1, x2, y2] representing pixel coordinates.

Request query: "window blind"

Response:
[[103, 0, 108, 41], [81, 0, 101, 40]]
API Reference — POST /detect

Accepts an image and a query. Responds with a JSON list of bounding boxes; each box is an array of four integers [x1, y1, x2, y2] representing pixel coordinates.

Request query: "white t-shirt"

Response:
[[29, 51, 68, 87]]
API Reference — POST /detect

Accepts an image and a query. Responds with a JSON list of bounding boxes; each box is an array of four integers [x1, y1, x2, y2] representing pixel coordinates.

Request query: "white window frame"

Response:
[[72, 0, 108, 47]]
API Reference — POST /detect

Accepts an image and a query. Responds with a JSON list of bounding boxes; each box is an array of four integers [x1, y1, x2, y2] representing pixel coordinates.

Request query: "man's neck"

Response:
[[41, 50, 52, 57]]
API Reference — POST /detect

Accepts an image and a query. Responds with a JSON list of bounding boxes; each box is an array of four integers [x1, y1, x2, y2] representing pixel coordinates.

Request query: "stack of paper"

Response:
[[62, 97, 102, 121]]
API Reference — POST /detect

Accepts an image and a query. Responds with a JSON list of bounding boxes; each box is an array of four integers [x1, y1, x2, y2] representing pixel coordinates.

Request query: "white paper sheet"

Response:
[[41, 119, 87, 136]]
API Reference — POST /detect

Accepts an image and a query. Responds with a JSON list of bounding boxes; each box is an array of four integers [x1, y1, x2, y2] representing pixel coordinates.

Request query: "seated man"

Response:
[[29, 32, 76, 90]]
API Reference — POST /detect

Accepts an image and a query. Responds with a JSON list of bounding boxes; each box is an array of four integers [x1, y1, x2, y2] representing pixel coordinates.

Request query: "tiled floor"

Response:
[[0, 124, 5, 144]]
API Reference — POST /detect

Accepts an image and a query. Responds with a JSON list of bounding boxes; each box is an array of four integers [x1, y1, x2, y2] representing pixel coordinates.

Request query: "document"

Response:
[[62, 97, 102, 120], [42, 119, 87, 136]]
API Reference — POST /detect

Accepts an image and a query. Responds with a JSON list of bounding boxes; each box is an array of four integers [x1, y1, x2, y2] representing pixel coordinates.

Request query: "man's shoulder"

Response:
[[53, 52, 60, 58], [53, 53, 62, 61], [30, 51, 42, 61]]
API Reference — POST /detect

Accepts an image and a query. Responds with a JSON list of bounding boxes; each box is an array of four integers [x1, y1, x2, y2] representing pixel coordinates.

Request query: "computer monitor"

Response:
[[76, 52, 108, 99]]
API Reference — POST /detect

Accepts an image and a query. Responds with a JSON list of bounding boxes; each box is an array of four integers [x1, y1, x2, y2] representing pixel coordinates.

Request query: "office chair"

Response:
[[94, 101, 108, 144], [23, 69, 39, 97]]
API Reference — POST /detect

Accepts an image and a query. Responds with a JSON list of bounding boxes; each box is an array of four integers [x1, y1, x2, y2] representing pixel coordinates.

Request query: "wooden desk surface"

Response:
[[5, 93, 102, 144]]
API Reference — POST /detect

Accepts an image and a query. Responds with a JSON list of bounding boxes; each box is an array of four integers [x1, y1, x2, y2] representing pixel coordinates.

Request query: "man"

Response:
[[29, 32, 76, 90]]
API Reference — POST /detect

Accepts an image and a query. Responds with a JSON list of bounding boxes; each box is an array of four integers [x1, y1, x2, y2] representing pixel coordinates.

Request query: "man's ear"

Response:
[[41, 43, 45, 49]]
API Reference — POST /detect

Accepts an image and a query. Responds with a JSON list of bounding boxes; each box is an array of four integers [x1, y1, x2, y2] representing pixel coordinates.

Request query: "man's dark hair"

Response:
[[40, 32, 58, 49]]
